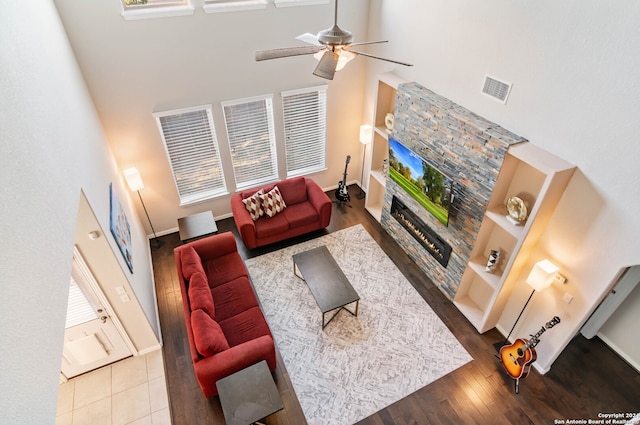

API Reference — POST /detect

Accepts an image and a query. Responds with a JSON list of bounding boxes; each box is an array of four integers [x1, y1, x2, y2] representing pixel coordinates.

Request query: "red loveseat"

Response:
[[174, 232, 276, 398], [231, 176, 332, 249]]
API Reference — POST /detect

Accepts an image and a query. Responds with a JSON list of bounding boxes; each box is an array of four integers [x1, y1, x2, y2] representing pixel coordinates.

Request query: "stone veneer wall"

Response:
[[381, 82, 526, 299]]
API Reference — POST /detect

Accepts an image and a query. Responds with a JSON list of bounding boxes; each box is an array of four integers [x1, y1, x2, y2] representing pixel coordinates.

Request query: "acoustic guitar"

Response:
[[499, 316, 560, 380], [335, 155, 351, 203]]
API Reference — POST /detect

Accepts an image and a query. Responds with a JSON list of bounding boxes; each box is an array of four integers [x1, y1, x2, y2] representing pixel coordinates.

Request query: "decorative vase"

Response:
[[384, 113, 394, 132], [506, 196, 527, 224], [485, 249, 500, 273]]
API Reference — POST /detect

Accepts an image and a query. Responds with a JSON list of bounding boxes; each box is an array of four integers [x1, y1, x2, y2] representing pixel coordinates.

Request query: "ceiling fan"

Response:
[[255, 0, 413, 80]]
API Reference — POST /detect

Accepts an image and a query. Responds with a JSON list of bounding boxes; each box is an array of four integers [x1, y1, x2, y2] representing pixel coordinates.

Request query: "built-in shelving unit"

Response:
[[453, 142, 576, 333], [364, 72, 408, 221]]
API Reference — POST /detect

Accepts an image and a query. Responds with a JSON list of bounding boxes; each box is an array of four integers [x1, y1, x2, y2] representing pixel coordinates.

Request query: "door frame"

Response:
[[60, 246, 138, 382]]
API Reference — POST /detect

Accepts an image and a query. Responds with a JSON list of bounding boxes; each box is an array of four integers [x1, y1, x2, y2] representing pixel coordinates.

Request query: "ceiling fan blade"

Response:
[[347, 49, 413, 67], [295, 33, 321, 45], [313, 50, 339, 80], [348, 40, 388, 47], [255, 45, 324, 61]]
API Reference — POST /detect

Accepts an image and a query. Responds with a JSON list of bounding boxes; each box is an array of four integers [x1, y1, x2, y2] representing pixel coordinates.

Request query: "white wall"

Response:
[[53, 0, 370, 234], [365, 0, 640, 371], [0, 3, 160, 423]]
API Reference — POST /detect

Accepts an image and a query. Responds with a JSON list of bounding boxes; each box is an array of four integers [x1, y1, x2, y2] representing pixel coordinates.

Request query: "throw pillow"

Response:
[[188, 272, 215, 318], [242, 188, 265, 221], [260, 186, 287, 218], [191, 309, 230, 357], [181, 246, 206, 280]]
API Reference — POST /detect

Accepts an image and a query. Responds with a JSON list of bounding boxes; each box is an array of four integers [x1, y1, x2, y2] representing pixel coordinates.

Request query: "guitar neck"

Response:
[[522, 317, 559, 351]]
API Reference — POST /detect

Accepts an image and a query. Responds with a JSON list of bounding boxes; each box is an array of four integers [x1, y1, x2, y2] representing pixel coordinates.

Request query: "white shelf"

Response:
[[365, 205, 383, 222], [370, 169, 386, 185], [454, 142, 577, 333], [364, 72, 408, 222], [467, 261, 501, 290], [485, 210, 525, 239]]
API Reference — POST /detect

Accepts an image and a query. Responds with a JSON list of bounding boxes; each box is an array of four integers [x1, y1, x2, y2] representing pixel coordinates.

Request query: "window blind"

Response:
[[222, 95, 278, 190], [282, 85, 327, 177], [154, 106, 227, 205], [65, 276, 98, 329]]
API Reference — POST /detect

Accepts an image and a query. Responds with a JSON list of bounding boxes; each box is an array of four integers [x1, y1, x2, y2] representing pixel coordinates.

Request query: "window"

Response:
[[222, 95, 278, 191], [281, 85, 328, 177], [120, 0, 194, 20], [154, 105, 227, 205], [203, 0, 268, 14], [274, 0, 329, 7]]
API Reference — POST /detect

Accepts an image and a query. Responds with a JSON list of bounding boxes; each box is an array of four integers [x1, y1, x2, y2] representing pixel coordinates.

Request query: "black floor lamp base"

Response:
[[151, 238, 165, 249]]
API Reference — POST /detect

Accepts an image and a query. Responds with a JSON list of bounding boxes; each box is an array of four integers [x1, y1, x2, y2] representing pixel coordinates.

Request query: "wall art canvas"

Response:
[[109, 183, 133, 273]]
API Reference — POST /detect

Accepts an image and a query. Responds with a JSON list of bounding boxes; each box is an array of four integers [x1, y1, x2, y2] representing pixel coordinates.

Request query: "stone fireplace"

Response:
[[391, 196, 452, 267], [381, 82, 526, 299]]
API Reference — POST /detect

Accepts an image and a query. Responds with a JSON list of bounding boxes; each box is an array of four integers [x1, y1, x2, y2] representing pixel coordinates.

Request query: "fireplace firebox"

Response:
[[391, 196, 452, 267]]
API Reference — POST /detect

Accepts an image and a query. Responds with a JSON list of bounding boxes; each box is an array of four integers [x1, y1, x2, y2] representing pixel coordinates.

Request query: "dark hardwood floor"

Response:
[[151, 185, 639, 425]]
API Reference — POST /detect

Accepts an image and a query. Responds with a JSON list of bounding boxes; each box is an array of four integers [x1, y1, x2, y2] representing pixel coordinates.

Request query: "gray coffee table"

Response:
[[292, 245, 360, 329], [215, 360, 283, 425], [177, 210, 218, 243]]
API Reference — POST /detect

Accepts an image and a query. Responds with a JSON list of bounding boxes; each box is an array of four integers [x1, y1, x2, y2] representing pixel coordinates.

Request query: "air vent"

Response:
[[482, 75, 512, 104]]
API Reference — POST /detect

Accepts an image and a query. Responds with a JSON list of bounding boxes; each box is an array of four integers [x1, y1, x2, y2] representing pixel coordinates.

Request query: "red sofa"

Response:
[[174, 232, 276, 398], [231, 176, 332, 249]]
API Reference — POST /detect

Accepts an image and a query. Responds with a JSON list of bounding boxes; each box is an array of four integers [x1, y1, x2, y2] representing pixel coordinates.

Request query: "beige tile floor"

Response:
[[56, 350, 171, 425]]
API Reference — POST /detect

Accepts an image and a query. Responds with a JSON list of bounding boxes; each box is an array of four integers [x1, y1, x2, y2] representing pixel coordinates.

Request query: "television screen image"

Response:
[[388, 137, 453, 226]]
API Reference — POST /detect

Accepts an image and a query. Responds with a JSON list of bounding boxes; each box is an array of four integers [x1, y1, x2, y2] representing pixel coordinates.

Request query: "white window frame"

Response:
[[281, 85, 328, 178], [120, 0, 194, 21], [274, 0, 329, 8], [154, 105, 228, 206], [203, 0, 268, 14], [221, 95, 279, 191]]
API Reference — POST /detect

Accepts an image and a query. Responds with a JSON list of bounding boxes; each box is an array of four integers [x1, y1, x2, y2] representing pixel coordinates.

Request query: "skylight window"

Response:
[[122, 0, 187, 9], [121, 0, 194, 20]]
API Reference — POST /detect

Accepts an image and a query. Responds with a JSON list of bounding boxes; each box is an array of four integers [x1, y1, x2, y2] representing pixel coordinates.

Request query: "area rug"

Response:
[[245, 224, 473, 425]]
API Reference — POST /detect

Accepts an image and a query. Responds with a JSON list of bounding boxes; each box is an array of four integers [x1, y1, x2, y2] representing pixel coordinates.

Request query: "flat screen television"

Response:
[[388, 137, 454, 226]]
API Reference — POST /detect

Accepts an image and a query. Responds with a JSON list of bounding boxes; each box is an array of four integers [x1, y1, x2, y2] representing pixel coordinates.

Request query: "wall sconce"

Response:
[[123, 167, 164, 249], [356, 124, 372, 200], [496, 259, 564, 350]]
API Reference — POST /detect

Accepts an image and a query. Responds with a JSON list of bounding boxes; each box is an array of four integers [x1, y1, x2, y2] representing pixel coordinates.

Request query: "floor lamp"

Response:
[[356, 124, 372, 199], [494, 259, 562, 352], [123, 167, 164, 249]]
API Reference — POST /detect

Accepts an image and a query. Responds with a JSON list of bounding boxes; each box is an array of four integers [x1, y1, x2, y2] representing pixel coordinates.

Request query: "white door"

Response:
[[61, 247, 134, 379]]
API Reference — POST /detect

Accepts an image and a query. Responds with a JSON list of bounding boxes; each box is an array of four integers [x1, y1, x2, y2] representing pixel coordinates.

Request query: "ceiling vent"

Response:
[[482, 75, 512, 104]]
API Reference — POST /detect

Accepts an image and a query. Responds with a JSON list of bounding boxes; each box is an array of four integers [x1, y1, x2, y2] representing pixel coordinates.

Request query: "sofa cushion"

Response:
[[255, 212, 290, 239], [181, 246, 207, 281], [203, 252, 248, 288], [277, 176, 308, 205], [191, 309, 230, 356], [242, 188, 265, 221], [218, 306, 272, 348], [211, 276, 259, 322], [283, 202, 320, 228], [259, 186, 287, 218], [188, 272, 215, 318]]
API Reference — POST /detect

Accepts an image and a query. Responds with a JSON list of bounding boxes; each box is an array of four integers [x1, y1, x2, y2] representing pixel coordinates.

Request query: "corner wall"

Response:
[[0, 3, 159, 423], [381, 82, 525, 298]]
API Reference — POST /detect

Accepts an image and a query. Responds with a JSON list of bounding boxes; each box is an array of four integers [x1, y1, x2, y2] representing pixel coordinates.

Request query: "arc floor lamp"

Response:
[[495, 259, 564, 351], [123, 167, 164, 249]]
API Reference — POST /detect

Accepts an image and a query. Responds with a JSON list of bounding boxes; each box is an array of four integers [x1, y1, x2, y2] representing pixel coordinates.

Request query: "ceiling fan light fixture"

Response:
[[335, 49, 355, 71], [313, 48, 355, 71]]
